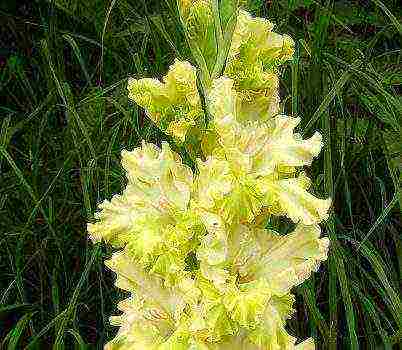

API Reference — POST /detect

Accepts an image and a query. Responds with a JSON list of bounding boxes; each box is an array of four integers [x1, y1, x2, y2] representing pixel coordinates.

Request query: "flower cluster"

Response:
[[88, 3, 330, 349]]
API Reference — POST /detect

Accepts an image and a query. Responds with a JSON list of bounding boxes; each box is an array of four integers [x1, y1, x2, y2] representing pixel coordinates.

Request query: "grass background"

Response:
[[0, 0, 401, 349]]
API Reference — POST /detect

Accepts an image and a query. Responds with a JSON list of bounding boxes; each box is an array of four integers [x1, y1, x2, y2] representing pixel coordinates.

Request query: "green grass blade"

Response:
[[3, 312, 35, 350], [320, 69, 340, 350], [333, 245, 359, 349], [357, 241, 402, 327], [291, 43, 299, 117], [371, 0, 402, 35], [100, 0, 118, 83], [303, 67, 353, 136], [352, 282, 393, 349], [0, 303, 33, 313], [25, 311, 67, 350], [0, 146, 64, 258], [54, 245, 100, 345], [62, 34, 91, 85], [66, 329, 88, 349], [300, 283, 329, 341], [357, 194, 399, 248]]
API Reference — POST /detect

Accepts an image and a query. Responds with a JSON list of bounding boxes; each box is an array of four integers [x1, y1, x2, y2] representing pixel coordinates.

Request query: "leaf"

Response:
[[2, 312, 35, 350], [65, 330, 88, 349]]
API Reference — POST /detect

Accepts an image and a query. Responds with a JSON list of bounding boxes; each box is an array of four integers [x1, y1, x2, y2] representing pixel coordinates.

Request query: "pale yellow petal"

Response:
[[127, 60, 202, 141], [258, 173, 331, 225], [195, 156, 234, 210], [295, 338, 315, 350], [253, 115, 323, 176], [247, 294, 297, 350], [254, 224, 330, 295]]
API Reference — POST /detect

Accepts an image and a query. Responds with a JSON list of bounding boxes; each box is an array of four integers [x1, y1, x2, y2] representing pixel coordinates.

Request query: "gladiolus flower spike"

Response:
[[88, 2, 331, 349]]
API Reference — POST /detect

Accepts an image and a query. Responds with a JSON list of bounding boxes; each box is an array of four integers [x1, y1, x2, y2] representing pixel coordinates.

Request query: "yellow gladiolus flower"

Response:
[[127, 60, 202, 141], [90, 6, 330, 350]]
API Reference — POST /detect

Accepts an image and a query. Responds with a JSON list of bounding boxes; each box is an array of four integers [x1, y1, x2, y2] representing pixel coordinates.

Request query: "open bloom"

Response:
[[225, 10, 294, 122], [127, 60, 202, 142], [89, 141, 329, 349], [87, 142, 201, 284], [101, 223, 328, 349], [201, 77, 331, 226]]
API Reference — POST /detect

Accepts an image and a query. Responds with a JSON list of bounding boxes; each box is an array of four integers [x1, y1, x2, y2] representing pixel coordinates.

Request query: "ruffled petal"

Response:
[[228, 10, 294, 64], [223, 279, 271, 328], [208, 79, 323, 177], [195, 211, 231, 291], [253, 224, 330, 295], [105, 252, 186, 320], [208, 77, 271, 165], [228, 10, 275, 60], [128, 60, 202, 141], [103, 252, 193, 350], [88, 142, 196, 264], [224, 10, 294, 121], [227, 224, 264, 279], [295, 338, 315, 350], [104, 297, 166, 350], [253, 116, 323, 176], [247, 294, 296, 350], [208, 77, 237, 123], [196, 157, 262, 223], [258, 172, 331, 225], [86, 184, 160, 246], [195, 157, 234, 210]]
